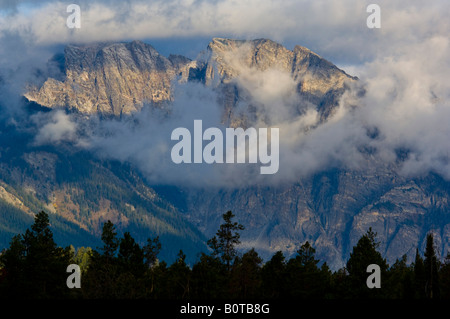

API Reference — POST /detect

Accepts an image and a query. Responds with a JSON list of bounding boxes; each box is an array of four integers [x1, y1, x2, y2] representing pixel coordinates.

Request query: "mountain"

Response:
[[24, 38, 356, 121], [24, 41, 194, 116], [190, 38, 357, 123], [0, 123, 207, 264], [11, 38, 450, 270]]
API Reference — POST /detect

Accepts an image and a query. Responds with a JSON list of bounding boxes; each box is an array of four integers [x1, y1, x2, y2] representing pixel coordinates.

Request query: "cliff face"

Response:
[[204, 38, 355, 98], [189, 38, 356, 124], [25, 38, 356, 121], [177, 166, 450, 270], [24, 41, 194, 116]]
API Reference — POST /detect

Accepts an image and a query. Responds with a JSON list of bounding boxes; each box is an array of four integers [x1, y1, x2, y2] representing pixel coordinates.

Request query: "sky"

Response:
[[1, 0, 450, 187]]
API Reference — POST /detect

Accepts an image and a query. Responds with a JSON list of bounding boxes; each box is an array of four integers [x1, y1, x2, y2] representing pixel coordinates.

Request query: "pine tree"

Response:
[[143, 236, 161, 268], [229, 248, 262, 299], [0, 211, 73, 299], [424, 233, 440, 299], [413, 248, 426, 298], [191, 252, 227, 299], [207, 211, 244, 272], [438, 252, 450, 299], [82, 220, 121, 298], [285, 241, 327, 298], [100, 220, 119, 262], [0, 235, 26, 298], [261, 251, 286, 298], [385, 255, 414, 299], [165, 250, 191, 299], [118, 232, 145, 278], [346, 228, 387, 299]]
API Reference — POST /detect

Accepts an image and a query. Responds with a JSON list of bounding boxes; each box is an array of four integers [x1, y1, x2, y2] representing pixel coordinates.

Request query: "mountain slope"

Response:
[[0, 124, 207, 264], [13, 38, 450, 270]]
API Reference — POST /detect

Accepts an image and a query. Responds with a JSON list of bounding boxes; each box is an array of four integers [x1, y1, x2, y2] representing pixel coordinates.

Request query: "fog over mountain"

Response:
[[1, 0, 450, 269]]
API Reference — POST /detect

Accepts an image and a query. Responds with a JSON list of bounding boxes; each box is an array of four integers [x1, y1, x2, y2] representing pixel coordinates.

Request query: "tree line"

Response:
[[0, 210, 450, 299]]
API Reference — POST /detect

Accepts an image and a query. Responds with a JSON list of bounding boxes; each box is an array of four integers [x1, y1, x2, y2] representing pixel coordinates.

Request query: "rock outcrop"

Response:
[[25, 40, 193, 116], [25, 38, 356, 121]]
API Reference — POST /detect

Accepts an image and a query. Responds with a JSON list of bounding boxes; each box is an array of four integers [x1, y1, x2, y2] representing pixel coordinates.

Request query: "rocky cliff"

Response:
[[193, 38, 356, 122], [25, 38, 356, 122], [24, 41, 194, 116]]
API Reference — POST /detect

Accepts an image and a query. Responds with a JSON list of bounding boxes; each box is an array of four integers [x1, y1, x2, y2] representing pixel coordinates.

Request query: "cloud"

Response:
[[1, 0, 450, 187], [33, 110, 78, 145], [3, 0, 447, 64]]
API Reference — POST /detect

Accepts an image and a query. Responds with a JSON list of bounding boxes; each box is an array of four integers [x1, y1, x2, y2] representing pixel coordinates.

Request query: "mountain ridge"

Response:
[[24, 38, 356, 122], [8, 38, 450, 270]]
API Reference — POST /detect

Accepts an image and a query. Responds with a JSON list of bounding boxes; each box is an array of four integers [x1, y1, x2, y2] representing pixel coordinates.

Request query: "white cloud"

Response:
[[3, 0, 447, 64], [33, 110, 78, 145]]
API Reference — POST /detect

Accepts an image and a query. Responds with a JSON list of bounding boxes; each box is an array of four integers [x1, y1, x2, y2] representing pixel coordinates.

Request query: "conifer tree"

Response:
[[286, 241, 326, 298], [118, 231, 146, 278], [143, 236, 161, 268], [166, 250, 191, 299], [207, 211, 244, 272], [413, 248, 426, 298], [438, 253, 450, 299], [229, 248, 262, 299], [424, 233, 440, 299], [191, 252, 227, 299], [261, 251, 286, 298], [346, 228, 387, 298], [0, 211, 72, 299], [82, 220, 121, 298]]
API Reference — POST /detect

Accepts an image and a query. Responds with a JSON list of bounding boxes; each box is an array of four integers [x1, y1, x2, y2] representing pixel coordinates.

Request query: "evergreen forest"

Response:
[[0, 210, 448, 300]]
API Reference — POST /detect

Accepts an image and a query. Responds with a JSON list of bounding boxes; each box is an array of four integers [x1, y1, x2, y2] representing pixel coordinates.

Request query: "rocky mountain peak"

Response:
[[197, 38, 357, 122], [25, 40, 191, 116], [25, 38, 356, 119]]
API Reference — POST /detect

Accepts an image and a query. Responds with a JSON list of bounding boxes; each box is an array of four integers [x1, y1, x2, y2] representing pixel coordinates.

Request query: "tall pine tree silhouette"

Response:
[[424, 233, 440, 299], [207, 211, 244, 272]]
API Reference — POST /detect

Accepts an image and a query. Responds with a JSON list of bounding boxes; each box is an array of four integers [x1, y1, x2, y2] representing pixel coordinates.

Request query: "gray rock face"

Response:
[[190, 38, 357, 124], [180, 166, 450, 270], [25, 38, 356, 121], [25, 41, 193, 116]]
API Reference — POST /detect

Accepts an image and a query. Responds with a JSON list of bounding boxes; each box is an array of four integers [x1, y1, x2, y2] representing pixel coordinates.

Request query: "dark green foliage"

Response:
[[424, 233, 440, 298], [82, 221, 149, 298], [439, 253, 450, 299], [0, 211, 73, 299], [413, 249, 426, 298], [5, 211, 450, 299], [229, 248, 263, 299], [207, 210, 245, 272], [191, 253, 227, 299], [164, 250, 191, 299], [346, 227, 388, 299], [143, 236, 161, 268], [261, 251, 286, 298], [384, 255, 414, 299], [285, 241, 330, 298]]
